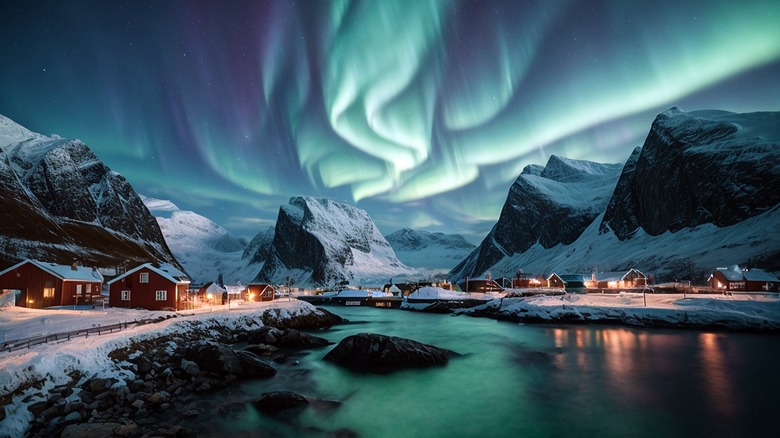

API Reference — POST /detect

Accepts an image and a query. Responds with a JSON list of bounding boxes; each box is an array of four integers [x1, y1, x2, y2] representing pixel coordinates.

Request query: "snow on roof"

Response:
[[0, 259, 103, 282], [742, 269, 780, 282], [715, 266, 745, 281], [205, 282, 227, 294], [107, 263, 189, 285], [559, 274, 586, 282]]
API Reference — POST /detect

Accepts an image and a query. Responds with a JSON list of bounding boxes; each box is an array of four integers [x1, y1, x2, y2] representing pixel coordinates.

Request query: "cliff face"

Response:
[[601, 108, 780, 239], [450, 156, 622, 280], [0, 115, 181, 269], [255, 197, 416, 287], [449, 108, 780, 283]]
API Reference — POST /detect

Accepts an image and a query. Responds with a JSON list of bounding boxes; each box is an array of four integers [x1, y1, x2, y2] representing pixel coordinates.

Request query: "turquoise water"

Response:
[[212, 307, 779, 437]]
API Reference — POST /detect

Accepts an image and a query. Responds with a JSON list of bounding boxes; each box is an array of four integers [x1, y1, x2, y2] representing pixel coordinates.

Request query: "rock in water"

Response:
[[252, 391, 309, 416], [323, 333, 455, 373]]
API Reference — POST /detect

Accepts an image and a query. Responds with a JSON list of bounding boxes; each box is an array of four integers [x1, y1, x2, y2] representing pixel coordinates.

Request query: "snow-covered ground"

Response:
[[457, 290, 780, 330], [0, 300, 310, 438], [2, 291, 778, 436]]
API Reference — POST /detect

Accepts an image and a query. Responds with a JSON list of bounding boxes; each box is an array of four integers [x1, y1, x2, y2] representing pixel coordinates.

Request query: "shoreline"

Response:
[[0, 301, 342, 438], [450, 293, 780, 333], [2, 292, 779, 436]]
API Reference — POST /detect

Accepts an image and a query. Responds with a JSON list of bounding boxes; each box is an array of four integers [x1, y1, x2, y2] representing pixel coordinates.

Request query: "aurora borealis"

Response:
[[1, 1, 779, 243]]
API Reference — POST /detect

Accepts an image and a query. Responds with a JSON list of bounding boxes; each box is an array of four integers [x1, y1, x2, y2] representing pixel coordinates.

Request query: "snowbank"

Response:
[[407, 286, 506, 301], [0, 301, 320, 437], [458, 292, 780, 331]]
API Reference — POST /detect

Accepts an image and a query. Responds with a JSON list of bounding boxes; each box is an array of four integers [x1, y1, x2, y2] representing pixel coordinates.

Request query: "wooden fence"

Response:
[[1, 320, 147, 354]]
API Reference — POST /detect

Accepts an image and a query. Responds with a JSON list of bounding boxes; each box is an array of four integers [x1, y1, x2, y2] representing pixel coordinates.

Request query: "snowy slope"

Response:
[[451, 108, 780, 283], [450, 155, 622, 280], [257, 197, 420, 287], [142, 196, 259, 284], [385, 228, 475, 272], [0, 114, 180, 269]]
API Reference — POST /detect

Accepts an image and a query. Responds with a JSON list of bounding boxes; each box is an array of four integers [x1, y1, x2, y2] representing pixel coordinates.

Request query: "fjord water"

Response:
[[219, 307, 778, 437]]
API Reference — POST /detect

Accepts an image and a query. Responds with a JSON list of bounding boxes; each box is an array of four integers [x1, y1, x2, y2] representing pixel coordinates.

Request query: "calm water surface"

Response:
[[207, 307, 779, 437]]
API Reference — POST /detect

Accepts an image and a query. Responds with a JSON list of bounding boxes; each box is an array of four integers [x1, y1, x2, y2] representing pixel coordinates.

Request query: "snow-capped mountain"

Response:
[[450, 155, 623, 280], [449, 108, 780, 283], [0, 114, 180, 269], [385, 228, 475, 272], [142, 196, 261, 285], [255, 197, 419, 287]]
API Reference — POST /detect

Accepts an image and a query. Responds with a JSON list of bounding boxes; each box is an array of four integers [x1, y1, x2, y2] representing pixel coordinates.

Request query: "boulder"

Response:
[[252, 391, 309, 415], [61, 422, 124, 438], [323, 333, 455, 373], [182, 341, 243, 376], [245, 327, 331, 349], [235, 350, 277, 378]]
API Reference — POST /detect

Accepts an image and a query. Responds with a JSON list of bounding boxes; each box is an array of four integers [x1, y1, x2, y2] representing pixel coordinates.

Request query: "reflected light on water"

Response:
[[698, 332, 736, 418]]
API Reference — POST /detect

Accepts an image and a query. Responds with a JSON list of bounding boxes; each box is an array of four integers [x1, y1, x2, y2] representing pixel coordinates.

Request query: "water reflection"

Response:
[[698, 333, 736, 418]]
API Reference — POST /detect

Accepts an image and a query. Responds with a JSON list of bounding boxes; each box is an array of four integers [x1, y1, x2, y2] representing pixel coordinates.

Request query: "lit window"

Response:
[[155, 290, 167, 301], [76, 284, 82, 295], [140, 272, 149, 283], [43, 287, 55, 298], [87, 284, 92, 294], [121, 290, 131, 301]]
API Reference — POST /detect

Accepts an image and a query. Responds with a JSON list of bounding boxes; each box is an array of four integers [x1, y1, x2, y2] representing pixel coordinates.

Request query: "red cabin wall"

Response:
[[109, 267, 181, 310], [247, 284, 275, 301], [0, 263, 101, 309]]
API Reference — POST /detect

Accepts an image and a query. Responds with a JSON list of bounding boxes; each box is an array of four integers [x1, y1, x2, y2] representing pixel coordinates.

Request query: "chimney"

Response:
[[71, 258, 79, 271]]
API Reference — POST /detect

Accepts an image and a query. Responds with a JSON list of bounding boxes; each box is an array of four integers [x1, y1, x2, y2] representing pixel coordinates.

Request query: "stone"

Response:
[[323, 333, 455, 373], [180, 358, 200, 376], [131, 399, 144, 410], [63, 411, 81, 422], [252, 391, 309, 416], [61, 422, 123, 438], [235, 350, 277, 378]]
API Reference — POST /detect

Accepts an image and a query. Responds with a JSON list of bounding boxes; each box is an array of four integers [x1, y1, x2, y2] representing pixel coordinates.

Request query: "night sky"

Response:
[[1, 1, 779, 243]]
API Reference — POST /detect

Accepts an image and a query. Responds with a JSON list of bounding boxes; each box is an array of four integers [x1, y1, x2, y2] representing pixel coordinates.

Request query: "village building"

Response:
[[198, 281, 227, 305], [512, 272, 545, 288], [0, 259, 103, 309], [108, 263, 190, 311], [584, 269, 649, 290], [246, 283, 275, 302], [461, 278, 504, 292], [709, 266, 780, 292], [547, 273, 565, 289]]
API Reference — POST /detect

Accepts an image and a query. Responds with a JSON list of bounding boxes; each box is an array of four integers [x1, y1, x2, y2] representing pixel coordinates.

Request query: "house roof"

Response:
[[107, 263, 190, 285], [202, 281, 227, 294], [715, 266, 746, 281], [0, 259, 103, 282], [742, 269, 780, 282], [590, 269, 646, 281]]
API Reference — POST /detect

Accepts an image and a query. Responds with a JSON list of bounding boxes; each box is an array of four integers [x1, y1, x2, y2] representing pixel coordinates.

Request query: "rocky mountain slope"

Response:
[[143, 196, 262, 284], [0, 115, 181, 269], [450, 155, 623, 280], [255, 197, 418, 287], [449, 108, 780, 283], [385, 228, 475, 272]]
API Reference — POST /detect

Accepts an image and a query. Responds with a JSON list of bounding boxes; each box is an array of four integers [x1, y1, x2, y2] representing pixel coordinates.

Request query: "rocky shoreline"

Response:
[[454, 296, 780, 333], [9, 306, 350, 438]]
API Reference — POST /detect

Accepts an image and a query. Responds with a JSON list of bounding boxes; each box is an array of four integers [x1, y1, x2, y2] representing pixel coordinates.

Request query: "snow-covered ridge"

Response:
[[451, 108, 780, 283], [0, 114, 45, 149], [257, 197, 419, 287], [142, 196, 255, 284]]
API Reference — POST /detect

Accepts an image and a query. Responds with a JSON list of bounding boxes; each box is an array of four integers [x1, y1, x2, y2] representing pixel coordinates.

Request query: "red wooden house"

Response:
[[547, 273, 565, 289], [108, 263, 190, 311], [246, 283, 275, 301], [0, 259, 103, 309], [709, 266, 780, 292]]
